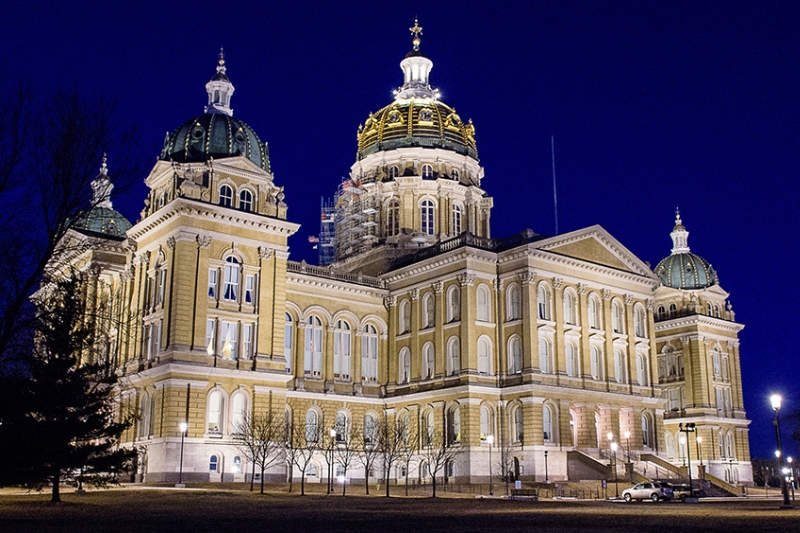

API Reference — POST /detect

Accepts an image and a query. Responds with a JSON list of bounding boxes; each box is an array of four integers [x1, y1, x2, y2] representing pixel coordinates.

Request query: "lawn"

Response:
[[0, 486, 798, 532]]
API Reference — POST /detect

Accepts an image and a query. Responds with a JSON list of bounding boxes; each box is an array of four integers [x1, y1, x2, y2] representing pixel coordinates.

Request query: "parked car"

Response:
[[668, 483, 706, 501], [621, 482, 674, 502]]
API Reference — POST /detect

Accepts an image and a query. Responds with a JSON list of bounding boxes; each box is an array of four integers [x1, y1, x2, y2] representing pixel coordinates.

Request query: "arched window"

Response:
[[508, 336, 522, 374], [304, 316, 323, 377], [284, 313, 293, 373], [707, 303, 713, 316], [634, 305, 646, 337], [305, 409, 319, 443], [388, 165, 399, 179], [476, 284, 491, 322], [590, 346, 602, 380], [399, 299, 411, 334], [537, 283, 551, 320], [421, 164, 433, 179], [657, 305, 666, 320], [543, 404, 554, 443], [477, 336, 492, 375], [641, 413, 650, 448], [446, 285, 460, 322], [714, 305, 721, 318], [668, 303, 677, 318], [539, 338, 551, 374], [364, 413, 378, 445], [230, 392, 247, 434], [239, 189, 253, 212], [398, 348, 411, 384], [513, 406, 524, 443], [563, 289, 577, 325], [422, 342, 435, 380], [333, 320, 351, 380], [614, 349, 625, 383], [447, 406, 461, 444], [450, 168, 460, 180], [207, 390, 224, 434], [421, 199, 435, 235], [334, 410, 349, 442], [612, 299, 624, 334], [386, 199, 399, 237], [589, 295, 601, 329], [422, 293, 435, 329], [480, 406, 492, 441], [361, 324, 378, 383], [447, 336, 460, 376], [452, 204, 462, 234], [219, 184, 233, 207], [506, 283, 521, 321], [636, 352, 648, 386], [423, 410, 435, 446], [566, 343, 578, 377], [223, 256, 240, 301], [209, 455, 219, 471]]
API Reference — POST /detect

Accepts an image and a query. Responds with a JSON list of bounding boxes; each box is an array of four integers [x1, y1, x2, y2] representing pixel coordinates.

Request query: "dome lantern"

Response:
[[204, 48, 234, 116], [670, 207, 690, 254], [395, 19, 437, 100]]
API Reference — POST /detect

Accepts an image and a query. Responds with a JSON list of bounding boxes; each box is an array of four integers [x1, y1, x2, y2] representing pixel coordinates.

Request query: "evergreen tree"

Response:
[[0, 274, 134, 502]]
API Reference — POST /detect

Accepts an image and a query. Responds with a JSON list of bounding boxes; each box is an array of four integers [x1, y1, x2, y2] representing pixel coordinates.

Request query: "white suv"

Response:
[[621, 482, 674, 502]]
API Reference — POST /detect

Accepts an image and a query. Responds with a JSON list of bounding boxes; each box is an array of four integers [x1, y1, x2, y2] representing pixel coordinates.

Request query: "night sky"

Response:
[[5, 1, 798, 459]]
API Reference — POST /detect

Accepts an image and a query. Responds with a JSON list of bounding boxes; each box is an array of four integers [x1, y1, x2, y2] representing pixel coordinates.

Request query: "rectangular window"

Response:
[[244, 275, 255, 304], [284, 321, 293, 373], [242, 324, 253, 360], [206, 319, 216, 355], [157, 268, 167, 305], [143, 324, 152, 360], [221, 322, 238, 359], [208, 269, 217, 298]]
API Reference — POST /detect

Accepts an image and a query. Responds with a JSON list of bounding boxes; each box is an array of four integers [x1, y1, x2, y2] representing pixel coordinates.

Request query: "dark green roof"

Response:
[[654, 252, 718, 290], [72, 206, 132, 239]]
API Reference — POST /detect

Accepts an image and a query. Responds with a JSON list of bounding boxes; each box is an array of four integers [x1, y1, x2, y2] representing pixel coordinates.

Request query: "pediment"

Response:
[[535, 225, 655, 277]]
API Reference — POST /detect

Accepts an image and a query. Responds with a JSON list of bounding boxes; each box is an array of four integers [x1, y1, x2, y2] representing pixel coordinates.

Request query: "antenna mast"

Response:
[[551, 135, 559, 235]]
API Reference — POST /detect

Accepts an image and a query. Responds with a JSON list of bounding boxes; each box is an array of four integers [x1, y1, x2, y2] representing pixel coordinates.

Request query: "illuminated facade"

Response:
[[72, 25, 751, 489]]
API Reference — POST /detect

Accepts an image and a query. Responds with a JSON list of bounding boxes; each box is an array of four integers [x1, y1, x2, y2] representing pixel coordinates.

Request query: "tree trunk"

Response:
[[51, 468, 61, 503], [250, 460, 255, 492], [260, 465, 266, 494], [288, 464, 294, 493], [341, 466, 347, 496], [300, 469, 306, 496], [432, 474, 437, 498]]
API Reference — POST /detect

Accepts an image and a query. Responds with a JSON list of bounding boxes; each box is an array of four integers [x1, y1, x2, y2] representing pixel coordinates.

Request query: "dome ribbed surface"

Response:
[[72, 207, 132, 239], [160, 113, 270, 171], [357, 100, 478, 161], [654, 252, 718, 290]]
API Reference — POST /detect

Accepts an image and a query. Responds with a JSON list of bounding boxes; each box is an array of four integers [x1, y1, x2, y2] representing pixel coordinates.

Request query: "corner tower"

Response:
[[331, 21, 492, 275], [652, 210, 751, 486]]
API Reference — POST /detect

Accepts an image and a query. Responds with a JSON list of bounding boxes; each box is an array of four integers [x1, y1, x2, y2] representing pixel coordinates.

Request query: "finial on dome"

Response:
[[91, 154, 114, 209], [205, 48, 235, 116], [410, 18, 423, 51], [217, 48, 226, 73]]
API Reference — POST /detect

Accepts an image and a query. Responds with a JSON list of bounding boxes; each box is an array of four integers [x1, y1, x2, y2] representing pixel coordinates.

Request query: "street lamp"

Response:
[[788, 457, 796, 501], [177, 421, 188, 488], [679, 422, 696, 500], [610, 442, 619, 498], [771, 394, 792, 508], [487, 435, 494, 495], [328, 428, 337, 495], [544, 450, 549, 483]]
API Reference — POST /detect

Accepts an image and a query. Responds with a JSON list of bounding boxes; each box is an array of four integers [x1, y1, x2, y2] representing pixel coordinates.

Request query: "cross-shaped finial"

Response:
[[410, 19, 423, 51], [100, 152, 108, 175]]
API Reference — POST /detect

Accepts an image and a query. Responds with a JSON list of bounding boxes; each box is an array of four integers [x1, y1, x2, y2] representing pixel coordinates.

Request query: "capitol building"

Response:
[[68, 22, 751, 490]]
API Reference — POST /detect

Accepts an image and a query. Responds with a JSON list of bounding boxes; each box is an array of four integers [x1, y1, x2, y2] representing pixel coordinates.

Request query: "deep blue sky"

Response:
[[5, 1, 798, 458]]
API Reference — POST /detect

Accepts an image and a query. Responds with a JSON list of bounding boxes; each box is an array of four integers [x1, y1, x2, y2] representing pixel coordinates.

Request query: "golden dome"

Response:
[[357, 99, 477, 161]]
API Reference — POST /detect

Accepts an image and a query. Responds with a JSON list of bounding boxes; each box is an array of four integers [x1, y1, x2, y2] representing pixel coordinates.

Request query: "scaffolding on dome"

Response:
[[319, 177, 381, 266]]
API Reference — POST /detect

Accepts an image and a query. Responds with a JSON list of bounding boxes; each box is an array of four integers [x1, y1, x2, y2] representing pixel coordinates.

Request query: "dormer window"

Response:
[[219, 185, 233, 208], [422, 164, 434, 179]]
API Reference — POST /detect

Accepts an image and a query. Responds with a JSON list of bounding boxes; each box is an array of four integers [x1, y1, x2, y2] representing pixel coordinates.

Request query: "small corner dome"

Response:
[[73, 207, 132, 239], [654, 209, 719, 290], [159, 114, 269, 170]]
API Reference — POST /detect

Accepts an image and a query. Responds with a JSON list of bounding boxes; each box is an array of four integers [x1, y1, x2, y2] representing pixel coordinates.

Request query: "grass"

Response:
[[0, 486, 798, 532]]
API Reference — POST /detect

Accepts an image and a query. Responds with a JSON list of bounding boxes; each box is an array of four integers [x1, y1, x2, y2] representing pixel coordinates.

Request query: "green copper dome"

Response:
[[159, 113, 270, 171], [654, 211, 718, 290], [73, 206, 132, 239]]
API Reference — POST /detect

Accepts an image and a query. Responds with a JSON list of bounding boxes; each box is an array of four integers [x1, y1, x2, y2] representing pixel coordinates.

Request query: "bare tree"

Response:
[[418, 429, 462, 498], [356, 418, 383, 495], [286, 420, 319, 496], [397, 424, 420, 497], [233, 409, 285, 494], [334, 423, 359, 496]]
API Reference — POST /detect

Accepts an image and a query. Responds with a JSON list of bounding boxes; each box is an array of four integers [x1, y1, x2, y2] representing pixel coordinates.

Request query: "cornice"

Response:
[[525, 248, 659, 289], [286, 273, 388, 300], [382, 247, 496, 284], [654, 314, 744, 334]]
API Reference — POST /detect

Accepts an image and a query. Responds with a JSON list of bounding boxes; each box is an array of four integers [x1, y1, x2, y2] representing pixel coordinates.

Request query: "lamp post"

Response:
[[610, 442, 619, 498], [771, 394, 792, 508], [696, 436, 704, 480], [788, 457, 796, 501], [176, 421, 188, 488], [679, 422, 696, 499], [544, 450, 549, 483], [328, 428, 336, 495], [487, 435, 494, 495]]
